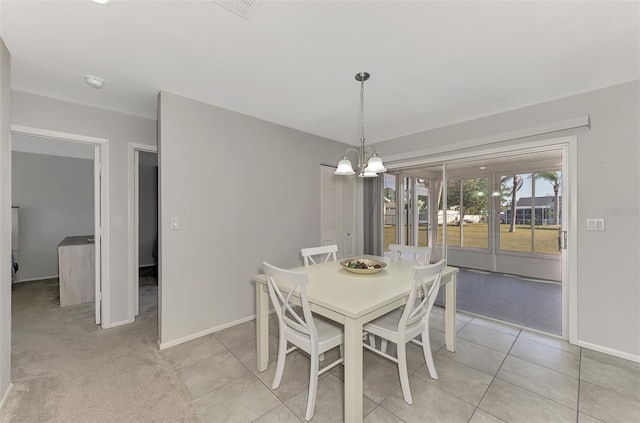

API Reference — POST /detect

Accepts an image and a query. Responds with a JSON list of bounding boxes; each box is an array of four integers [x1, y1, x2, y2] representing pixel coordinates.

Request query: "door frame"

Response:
[[384, 135, 577, 342], [320, 164, 356, 259], [11, 124, 111, 327], [128, 143, 158, 319]]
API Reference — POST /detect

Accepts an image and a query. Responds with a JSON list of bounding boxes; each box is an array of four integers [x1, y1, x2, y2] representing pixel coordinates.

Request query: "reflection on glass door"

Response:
[[500, 173, 530, 252], [417, 179, 429, 247], [533, 171, 562, 255], [383, 173, 396, 252]]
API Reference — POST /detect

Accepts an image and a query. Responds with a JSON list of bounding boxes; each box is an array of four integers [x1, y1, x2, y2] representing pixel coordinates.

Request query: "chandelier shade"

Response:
[[365, 154, 386, 173], [335, 157, 356, 175]]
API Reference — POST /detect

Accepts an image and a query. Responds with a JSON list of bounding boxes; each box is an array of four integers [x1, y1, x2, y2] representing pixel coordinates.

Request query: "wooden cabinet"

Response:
[[58, 236, 95, 307]]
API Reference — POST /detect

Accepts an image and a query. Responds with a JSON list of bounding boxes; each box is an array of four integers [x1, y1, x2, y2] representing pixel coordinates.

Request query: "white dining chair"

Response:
[[301, 244, 338, 267], [262, 261, 344, 421], [368, 244, 432, 348], [363, 259, 446, 405], [388, 244, 431, 265]]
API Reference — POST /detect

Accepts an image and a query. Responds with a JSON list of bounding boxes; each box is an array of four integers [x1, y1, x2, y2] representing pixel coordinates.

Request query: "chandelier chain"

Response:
[[360, 74, 366, 149], [358, 73, 367, 166]]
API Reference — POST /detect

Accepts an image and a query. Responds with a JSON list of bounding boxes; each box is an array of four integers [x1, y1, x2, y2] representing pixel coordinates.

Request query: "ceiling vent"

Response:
[[214, 0, 263, 20]]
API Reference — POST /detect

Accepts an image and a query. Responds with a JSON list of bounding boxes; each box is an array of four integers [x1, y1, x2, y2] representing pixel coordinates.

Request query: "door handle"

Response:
[[558, 229, 567, 250]]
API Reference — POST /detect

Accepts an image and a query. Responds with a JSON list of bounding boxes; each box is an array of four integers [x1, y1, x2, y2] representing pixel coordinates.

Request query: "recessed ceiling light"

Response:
[[84, 75, 104, 89], [91, 0, 111, 5], [479, 166, 486, 170]]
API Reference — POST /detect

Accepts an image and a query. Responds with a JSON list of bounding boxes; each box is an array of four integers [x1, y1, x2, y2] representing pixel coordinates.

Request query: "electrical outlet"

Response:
[[586, 219, 605, 231]]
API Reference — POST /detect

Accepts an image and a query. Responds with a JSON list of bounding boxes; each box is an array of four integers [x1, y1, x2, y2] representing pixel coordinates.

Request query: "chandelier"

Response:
[[334, 72, 387, 177]]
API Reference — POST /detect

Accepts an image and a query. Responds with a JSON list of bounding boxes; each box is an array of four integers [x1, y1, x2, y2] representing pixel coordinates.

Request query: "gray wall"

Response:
[[138, 152, 158, 267], [158, 92, 350, 345], [12, 151, 94, 281], [0, 36, 12, 405], [374, 80, 640, 358], [12, 91, 157, 327]]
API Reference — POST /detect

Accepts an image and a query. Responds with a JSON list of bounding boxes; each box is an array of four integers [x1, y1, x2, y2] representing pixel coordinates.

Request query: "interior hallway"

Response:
[[1, 277, 198, 422]]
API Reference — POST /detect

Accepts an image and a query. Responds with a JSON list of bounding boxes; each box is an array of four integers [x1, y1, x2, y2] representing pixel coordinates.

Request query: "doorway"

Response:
[[129, 144, 158, 319], [385, 140, 573, 338], [10, 127, 110, 326], [320, 164, 356, 258]]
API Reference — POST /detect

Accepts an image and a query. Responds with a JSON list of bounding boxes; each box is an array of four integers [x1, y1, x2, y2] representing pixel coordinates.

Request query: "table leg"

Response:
[[256, 283, 269, 372], [343, 318, 364, 423], [445, 274, 457, 352]]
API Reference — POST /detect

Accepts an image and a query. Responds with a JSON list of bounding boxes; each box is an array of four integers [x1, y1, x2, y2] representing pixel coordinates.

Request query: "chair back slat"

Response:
[[389, 244, 431, 265], [263, 261, 317, 340], [399, 260, 446, 330], [282, 289, 310, 335], [301, 244, 338, 267]]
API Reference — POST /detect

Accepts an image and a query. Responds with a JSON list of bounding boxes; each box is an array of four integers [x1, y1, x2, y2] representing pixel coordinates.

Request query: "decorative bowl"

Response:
[[340, 258, 387, 274]]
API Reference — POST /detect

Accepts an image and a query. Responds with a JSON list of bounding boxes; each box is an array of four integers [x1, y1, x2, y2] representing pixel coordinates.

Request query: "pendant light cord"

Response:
[[360, 73, 366, 165]]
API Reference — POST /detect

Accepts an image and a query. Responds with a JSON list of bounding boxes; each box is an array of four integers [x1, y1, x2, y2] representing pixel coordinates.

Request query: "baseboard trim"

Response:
[[578, 340, 640, 363], [108, 318, 135, 329], [16, 275, 59, 283], [158, 314, 257, 350], [0, 383, 14, 409]]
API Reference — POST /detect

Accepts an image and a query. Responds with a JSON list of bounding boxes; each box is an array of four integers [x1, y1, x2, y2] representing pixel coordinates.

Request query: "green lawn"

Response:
[[384, 223, 560, 255]]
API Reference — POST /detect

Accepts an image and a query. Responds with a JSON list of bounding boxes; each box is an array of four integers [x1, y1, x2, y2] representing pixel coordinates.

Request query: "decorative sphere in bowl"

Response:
[[340, 258, 387, 274]]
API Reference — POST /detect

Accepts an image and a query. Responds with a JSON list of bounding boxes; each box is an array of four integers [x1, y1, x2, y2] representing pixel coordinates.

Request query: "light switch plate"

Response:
[[170, 217, 180, 230], [114, 215, 123, 227], [586, 218, 605, 231]]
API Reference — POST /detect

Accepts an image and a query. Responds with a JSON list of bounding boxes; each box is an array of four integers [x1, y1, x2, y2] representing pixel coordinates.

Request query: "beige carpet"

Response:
[[0, 278, 199, 422]]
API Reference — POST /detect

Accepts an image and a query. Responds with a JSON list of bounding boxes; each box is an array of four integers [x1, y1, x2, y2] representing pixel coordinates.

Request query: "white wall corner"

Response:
[[578, 340, 640, 364], [0, 383, 13, 410], [107, 318, 136, 329], [158, 314, 256, 350]]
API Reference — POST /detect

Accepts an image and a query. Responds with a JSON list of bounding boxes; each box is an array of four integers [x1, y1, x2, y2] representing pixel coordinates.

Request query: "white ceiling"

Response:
[[2, 1, 638, 145]]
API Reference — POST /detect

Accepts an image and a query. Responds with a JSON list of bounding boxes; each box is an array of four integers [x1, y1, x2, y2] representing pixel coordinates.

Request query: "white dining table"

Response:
[[252, 256, 459, 423]]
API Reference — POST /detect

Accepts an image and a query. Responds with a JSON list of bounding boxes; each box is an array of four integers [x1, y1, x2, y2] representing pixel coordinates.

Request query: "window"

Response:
[[438, 177, 489, 249], [500, 171, 562, 255]]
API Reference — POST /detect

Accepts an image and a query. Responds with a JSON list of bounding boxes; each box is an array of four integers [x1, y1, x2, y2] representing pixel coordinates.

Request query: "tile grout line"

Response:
[[184, 340, 254, 405], [489, 330, 584, 414], [468, 327, 523, 422], [249, 402, 286, 423], [366, 337, 452, 423], [218, 330, 299, 422], [243, 340, 345, 422], [493, 373, 579, 412], [508, 337, 582, 378], [575, 347, 582, 423], [411, 354, 497, 410], [576, 353, 640, 401]]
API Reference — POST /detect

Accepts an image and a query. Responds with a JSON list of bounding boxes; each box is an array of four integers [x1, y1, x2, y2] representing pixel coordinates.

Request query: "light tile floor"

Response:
[[162, 307, 640, 423]]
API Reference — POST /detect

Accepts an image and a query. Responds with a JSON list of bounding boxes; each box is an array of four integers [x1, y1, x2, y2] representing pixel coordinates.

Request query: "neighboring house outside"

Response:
[[384, 197, 395, 226], [505, 195, 562, 225]]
